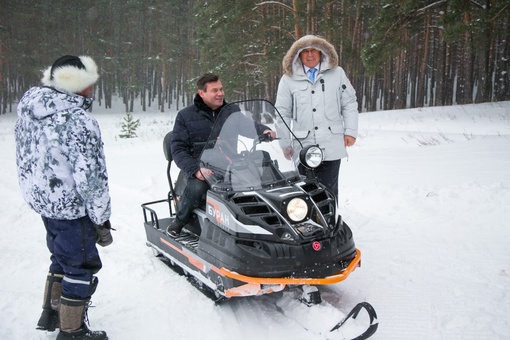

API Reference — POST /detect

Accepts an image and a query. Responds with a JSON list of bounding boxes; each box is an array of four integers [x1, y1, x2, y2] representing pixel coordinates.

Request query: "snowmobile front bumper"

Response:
[[219, 248, 361, 297]]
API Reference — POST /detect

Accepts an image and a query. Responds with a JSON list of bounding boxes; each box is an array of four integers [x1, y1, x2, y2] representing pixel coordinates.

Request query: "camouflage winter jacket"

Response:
[[15, 86, 111, 225]]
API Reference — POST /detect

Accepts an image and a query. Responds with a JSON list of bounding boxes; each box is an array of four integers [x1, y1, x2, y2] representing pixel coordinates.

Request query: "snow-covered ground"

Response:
[[0, 100, 509, 339]]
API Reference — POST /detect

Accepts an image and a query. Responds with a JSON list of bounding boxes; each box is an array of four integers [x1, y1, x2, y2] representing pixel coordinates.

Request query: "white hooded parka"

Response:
[[275, 35, 359, 161]]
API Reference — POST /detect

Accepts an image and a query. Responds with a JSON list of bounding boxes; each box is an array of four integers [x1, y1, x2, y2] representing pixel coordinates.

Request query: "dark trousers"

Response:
[[42, 215, 102, 299], [176, 176, 209, 225], [299, 159, 341, 200]]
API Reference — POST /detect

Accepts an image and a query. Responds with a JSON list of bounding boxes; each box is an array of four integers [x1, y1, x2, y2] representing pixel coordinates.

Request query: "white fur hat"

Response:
[[41, 55, 99, 94]]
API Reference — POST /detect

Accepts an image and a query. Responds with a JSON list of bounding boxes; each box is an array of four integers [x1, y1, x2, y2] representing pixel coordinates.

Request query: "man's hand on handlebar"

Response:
[[259, 129, 277, 142], [196, 168, 214, 181]]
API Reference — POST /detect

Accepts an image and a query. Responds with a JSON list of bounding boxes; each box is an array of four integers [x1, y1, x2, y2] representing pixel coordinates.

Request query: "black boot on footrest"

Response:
[[166, 219, 184, 238]]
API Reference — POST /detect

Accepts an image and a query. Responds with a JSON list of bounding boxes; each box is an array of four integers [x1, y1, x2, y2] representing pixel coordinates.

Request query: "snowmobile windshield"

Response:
[[199, 100, 302, 192]]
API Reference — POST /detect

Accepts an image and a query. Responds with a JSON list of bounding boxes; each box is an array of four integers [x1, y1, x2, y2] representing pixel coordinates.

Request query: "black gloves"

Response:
[[96, 220, 114, 247]]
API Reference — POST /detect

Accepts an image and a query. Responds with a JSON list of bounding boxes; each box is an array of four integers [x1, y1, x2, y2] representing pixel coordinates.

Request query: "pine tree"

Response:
[[119, 112, 140, 139]]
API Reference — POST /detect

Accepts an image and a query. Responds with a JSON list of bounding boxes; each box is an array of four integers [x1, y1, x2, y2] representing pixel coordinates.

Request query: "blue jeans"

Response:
[[42, 215, 102, 299], [176, 177, 209, 225]]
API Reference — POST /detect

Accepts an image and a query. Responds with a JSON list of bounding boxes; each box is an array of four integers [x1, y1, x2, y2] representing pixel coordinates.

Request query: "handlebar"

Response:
[[258, 132, 279, 143]]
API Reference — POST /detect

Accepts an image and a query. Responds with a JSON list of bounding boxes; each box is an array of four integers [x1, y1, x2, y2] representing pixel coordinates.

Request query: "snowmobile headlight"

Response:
[[287, 198, 308, 222], [300, 145, 323, 169]]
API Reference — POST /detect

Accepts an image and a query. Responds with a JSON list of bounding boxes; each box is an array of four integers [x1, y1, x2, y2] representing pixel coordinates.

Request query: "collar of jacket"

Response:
[[193, 93, 226, 118], [43, 86, 93, 110]]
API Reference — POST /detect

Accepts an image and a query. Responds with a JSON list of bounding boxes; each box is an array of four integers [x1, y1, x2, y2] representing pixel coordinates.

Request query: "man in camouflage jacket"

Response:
[[15, 55, 112, 340]]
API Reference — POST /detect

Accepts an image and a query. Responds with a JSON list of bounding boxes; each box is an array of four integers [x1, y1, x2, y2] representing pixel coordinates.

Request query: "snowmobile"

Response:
[[141, 99, 377, 339]]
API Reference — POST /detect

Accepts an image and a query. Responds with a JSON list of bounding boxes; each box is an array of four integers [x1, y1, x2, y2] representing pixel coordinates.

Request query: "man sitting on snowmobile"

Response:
[[166, 73, 276, 238]]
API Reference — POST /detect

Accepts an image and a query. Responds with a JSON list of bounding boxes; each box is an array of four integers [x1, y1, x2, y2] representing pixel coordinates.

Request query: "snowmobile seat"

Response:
[[163, 131, 177, 201], [163, 131, 173, 163]]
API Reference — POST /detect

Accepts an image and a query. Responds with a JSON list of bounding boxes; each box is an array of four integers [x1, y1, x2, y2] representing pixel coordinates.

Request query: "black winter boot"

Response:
[[56, 296, 108, 340], [166, 219, 184, 238], [37, 272, 63, 331]]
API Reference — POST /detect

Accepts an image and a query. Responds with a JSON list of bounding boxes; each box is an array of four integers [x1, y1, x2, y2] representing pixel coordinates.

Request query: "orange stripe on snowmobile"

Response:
[[160, 237, 206, 272]]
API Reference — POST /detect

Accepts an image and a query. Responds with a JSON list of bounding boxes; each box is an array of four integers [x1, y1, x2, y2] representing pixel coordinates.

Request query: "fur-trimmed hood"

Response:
[[282, 35, 339, 76], [41, 55, 99, 94]]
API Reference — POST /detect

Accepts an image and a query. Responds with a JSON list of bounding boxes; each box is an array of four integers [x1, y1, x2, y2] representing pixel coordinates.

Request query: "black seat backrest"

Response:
[[163, 131, 173, 162], [163, 131, 176, 200]]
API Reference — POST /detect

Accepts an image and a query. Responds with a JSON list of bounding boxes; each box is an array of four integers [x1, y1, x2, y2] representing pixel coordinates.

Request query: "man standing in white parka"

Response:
[[275, 35, 359, 201]]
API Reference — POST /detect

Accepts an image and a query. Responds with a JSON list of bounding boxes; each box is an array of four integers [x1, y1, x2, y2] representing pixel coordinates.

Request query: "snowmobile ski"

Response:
[[273, 286, 378, 339], [330, 302, 379, 339]]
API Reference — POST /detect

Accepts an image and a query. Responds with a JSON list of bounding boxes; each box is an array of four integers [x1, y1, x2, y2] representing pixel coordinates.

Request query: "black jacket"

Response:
[[171, 94, 270, 178]]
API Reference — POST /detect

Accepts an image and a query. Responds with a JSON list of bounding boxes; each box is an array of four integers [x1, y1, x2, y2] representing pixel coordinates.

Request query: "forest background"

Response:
[[1, 0, 509, 114]]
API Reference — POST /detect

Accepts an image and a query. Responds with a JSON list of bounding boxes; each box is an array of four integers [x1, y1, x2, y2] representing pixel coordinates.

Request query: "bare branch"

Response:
[[254, 1, 295, 13]]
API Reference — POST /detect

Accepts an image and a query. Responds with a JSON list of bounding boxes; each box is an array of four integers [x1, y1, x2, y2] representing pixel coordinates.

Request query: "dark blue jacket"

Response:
[[171, 94, 270, 178]]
